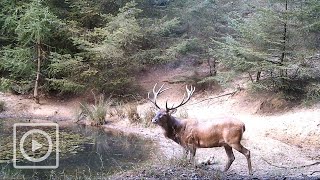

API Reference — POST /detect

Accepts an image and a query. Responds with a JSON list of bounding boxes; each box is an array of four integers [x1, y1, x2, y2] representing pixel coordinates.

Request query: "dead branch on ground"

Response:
[[261, 157, 320, 169]]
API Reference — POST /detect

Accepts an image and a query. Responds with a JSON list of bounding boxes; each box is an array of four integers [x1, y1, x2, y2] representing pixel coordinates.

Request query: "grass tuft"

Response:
[[79, 94, 112, 126], [126, 103, 141, 124]]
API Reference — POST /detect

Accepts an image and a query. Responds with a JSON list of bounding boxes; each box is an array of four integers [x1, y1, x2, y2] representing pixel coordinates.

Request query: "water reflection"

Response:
[[0, 119, 155, 179]]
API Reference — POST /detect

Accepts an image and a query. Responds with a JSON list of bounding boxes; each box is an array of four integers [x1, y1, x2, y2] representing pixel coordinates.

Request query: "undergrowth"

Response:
[[250, 78, 320, 105], [79, 94, 112, 126], [0, 101, 5, 112], [126, 103, 141, 124]]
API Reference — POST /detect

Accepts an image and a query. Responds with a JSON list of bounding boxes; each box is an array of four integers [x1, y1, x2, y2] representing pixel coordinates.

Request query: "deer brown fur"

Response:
[[148, 84, 253, 175]]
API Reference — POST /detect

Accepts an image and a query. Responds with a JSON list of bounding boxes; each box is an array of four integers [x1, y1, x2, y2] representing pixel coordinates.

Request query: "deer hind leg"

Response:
[[230, 143, 252, 175], [223, 145, 235, 172]]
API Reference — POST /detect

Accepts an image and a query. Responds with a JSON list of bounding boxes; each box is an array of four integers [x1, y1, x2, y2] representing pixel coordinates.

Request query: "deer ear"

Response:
[[169, 109, 177, 115]]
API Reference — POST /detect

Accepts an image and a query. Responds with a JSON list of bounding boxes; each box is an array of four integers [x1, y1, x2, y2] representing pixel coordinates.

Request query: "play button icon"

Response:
[[19, 129, 53, 163], [32, 139, 43, 152]]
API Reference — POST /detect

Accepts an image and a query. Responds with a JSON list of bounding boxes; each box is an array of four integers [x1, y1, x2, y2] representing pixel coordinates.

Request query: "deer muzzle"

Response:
[[151, 117, 158, 124]]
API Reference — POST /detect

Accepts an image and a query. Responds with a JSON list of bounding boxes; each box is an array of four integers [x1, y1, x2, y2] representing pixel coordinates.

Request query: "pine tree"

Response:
[[1, 0, 60, 102], [213, 0, 319, 98]]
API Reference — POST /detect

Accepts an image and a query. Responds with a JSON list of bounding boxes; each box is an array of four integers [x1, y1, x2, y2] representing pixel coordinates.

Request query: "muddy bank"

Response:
[[0, 92, 77, 121]]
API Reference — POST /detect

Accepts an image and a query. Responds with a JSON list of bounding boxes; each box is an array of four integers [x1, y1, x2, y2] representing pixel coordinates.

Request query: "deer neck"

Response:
[[163, 116, 184, 144]]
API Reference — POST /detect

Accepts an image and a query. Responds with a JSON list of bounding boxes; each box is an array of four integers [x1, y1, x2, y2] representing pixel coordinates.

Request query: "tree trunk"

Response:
[[256, 71, 261, 81], [208, 58, 216, 76], [248, 72, 254, 83], [207, 58, 217, 76], [279, 0, 288, 78], [34, 40, 41, 104], [212, 58, 216, 76]]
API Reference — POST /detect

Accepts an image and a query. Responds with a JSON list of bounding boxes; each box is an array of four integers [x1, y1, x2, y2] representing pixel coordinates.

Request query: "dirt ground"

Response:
[[0, 67, 319, 179]]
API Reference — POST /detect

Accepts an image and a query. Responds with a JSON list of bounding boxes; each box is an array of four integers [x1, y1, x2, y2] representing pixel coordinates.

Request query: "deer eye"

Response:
[[158, 113, 166, 119]]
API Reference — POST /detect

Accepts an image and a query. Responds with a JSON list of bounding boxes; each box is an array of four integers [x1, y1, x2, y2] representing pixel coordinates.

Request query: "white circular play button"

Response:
[[19, 129, 53, 163]]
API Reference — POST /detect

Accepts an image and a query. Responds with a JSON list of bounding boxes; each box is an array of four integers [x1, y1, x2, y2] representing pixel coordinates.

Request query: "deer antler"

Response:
[[148, 83, 170, 109], [166, 85, 195, 111]]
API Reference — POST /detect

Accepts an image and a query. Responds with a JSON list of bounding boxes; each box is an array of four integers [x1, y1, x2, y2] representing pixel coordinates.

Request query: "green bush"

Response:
[[304, 83, 320, 105], [0, 78, 11, 92]]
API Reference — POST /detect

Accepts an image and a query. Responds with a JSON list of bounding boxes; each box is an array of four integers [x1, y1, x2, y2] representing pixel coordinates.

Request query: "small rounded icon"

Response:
[[19, 129, 53, 163]]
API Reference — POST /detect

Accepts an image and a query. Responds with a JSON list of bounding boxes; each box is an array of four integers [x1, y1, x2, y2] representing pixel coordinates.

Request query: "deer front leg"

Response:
[[188, 145, 197, 167], [183, 147, 189, 159], [185, 135, 197, 166]]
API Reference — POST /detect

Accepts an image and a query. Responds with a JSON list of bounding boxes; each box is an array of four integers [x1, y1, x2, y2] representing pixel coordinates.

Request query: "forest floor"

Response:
[[0, 66, 320, 179]]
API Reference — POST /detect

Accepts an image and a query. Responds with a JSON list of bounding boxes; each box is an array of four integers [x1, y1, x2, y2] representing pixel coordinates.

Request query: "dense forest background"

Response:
[[0, 0, 319, 103]]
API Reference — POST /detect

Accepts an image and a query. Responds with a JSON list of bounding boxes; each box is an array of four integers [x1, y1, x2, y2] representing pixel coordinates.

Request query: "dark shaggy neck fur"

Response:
[[162, 116, 184, 144]]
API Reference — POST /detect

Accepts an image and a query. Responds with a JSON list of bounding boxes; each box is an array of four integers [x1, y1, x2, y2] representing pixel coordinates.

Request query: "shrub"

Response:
[[79, 94, 112, 126], [125, 103, 141, 124], [112, 102, 126, 119], [0, 101, 5, 112], [141, 107, 156, 127], [0, 78, 11, 92], [304, 83, 320, 105]]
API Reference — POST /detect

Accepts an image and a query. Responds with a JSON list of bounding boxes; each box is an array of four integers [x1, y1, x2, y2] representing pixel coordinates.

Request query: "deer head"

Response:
[[148, 83, 195, 124]]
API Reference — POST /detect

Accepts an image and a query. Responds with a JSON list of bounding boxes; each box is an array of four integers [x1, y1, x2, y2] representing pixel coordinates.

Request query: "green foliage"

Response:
[[15, 0, 60, 45], [47, 52, 86, 78], [198, 71, 236, 88], [304, 83, 320, 105], [66, 0, 105, 29], [298, 0, 320, 38], [0, 78, 11, 92], [0, 46, 34, 80], [69, 2, 145, 95], [0, 0, 210, 97], [10, 81, 34, 95], [154, 17, 181, 37], [169, 39, 202, 55], [45, 52, 87, 94], [45, 79, 85, 94], [0, 46, 35, 94], [1, 0, 318, 104], [213, 0, 320, 101], [154, 39, 203, 63], [0, 0, 64, 97], [252, 78, 306, 101]]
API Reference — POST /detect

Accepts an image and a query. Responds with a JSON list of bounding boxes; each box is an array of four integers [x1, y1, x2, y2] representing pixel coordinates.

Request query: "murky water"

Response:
[[0, 119, 156, 179]]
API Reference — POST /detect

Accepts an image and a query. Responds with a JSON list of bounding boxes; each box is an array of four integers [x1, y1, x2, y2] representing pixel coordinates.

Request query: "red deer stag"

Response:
[[148, 83, 252, 175]]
